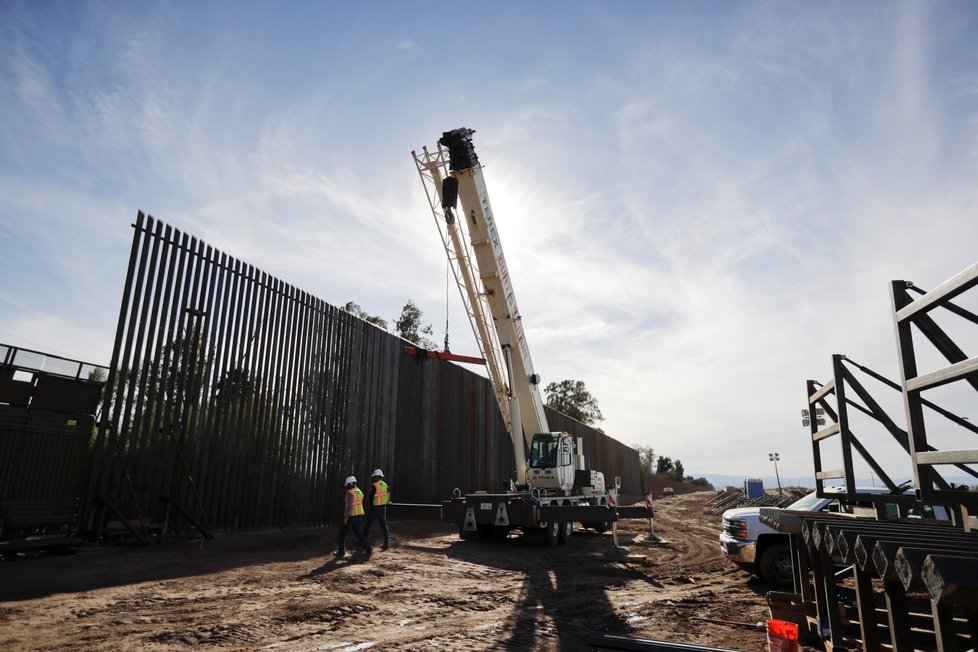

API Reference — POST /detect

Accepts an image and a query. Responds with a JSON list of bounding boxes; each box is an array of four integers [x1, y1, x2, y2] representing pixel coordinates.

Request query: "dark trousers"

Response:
[[364, 505, 389, 545], [337, 515, 370, 553]]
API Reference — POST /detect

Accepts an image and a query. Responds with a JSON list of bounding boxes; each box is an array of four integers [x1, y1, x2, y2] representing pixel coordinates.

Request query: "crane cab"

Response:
[[527, 432, 582, 493]]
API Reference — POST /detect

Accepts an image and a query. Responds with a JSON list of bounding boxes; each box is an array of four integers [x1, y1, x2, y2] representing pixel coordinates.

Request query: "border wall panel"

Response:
[[81, 214, 643, 535]]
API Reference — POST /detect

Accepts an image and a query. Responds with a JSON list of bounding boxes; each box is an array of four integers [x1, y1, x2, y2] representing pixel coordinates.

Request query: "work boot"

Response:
[[380, 543, 389, 551], [333, 550, 346, 559], [364, 547, 373, 560]]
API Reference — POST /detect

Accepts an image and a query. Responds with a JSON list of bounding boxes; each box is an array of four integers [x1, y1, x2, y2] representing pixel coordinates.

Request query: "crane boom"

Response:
[[414, 128, 622, 543], [412, 128, 549, 482]]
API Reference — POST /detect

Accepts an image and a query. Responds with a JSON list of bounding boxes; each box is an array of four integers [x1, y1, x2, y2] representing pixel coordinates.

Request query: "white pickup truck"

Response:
[[719, 486, 948, 587]]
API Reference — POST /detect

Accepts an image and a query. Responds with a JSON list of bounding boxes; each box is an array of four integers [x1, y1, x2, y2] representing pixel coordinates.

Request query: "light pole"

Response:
[[769, 453, 782, 494]]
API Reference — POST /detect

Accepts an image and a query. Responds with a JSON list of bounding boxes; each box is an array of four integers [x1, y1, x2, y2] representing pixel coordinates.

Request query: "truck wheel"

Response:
[[558, 521, 573, 544], [459, 526, 479, 541], [759, 544, 793, 588], [544, 521, 560, 546]]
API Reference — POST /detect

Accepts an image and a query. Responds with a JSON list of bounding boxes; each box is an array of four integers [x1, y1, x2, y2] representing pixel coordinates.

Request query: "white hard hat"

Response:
[[345, 475, 357, 485], [372, 468, 384, 477]]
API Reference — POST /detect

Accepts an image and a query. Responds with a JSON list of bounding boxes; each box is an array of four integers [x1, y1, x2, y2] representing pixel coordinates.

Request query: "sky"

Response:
[[2, 1, 978, 484]]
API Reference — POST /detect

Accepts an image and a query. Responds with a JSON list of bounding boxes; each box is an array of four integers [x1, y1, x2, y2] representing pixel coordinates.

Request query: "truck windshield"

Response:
[[786, 492, 827, 511], [529, 436, 559, 469]]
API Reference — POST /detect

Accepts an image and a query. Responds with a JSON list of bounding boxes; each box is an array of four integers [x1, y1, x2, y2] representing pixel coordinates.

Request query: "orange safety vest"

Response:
[[372, 480, 389, 506], [348, 486, 365, 516]]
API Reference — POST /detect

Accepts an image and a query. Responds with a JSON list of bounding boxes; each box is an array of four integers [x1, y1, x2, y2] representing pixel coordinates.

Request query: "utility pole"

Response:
[[768, 453, 782, 495]]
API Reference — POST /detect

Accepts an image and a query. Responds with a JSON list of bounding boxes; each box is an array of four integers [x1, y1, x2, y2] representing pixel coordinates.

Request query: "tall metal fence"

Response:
[[82, 212, 641, 536]]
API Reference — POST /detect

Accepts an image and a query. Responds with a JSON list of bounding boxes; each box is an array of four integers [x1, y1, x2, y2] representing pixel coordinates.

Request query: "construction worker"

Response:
[[335, 475, 372, 559], [364, 468, 390, 550]]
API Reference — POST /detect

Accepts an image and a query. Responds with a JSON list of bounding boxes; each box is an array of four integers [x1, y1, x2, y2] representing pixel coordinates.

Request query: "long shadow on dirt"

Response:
[[443, 530, 651, 649], [0, 527, 333, 601]]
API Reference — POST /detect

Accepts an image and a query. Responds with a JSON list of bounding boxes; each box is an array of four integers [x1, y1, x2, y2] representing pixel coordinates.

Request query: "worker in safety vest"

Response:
[[364, 468, 390, 550], [334, 475, 372, 559]]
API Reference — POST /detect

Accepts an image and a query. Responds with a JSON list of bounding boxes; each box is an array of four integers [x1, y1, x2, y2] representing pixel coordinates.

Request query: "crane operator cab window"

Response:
[[530, 434, 559, 469]]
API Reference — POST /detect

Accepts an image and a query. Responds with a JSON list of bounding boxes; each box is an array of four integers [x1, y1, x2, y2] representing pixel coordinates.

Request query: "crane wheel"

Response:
[[558, 521, 573, 544], [544, 521, 560, 546]]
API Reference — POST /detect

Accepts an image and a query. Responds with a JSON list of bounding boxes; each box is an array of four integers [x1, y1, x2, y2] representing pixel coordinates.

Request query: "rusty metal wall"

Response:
[[84, 213, 641, 534]]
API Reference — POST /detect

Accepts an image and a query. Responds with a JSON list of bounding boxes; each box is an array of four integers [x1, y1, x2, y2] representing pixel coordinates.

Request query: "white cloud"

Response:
[[2, 2, 977, 482]]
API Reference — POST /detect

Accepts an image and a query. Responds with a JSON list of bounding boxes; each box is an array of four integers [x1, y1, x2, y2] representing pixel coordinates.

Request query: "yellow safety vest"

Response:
[[372, 480, 389, 506], [349, 487, 365, 516]]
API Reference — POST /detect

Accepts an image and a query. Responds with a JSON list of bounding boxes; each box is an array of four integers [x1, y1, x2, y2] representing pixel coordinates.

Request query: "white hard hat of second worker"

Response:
[[345, 475, 357, 485], [372, 469, 384, 478]]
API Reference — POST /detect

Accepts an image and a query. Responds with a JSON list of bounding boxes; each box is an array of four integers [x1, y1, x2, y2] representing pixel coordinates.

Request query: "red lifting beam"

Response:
[[402, 346, 486, 366]]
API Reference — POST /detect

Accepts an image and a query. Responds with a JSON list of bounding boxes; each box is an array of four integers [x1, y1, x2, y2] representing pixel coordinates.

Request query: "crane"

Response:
[[412, 128, 615, 543]]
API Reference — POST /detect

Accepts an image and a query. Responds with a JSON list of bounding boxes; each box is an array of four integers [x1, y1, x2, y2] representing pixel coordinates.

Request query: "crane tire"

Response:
[[544, 521, 560, 546], [558, 521, 573, 544]]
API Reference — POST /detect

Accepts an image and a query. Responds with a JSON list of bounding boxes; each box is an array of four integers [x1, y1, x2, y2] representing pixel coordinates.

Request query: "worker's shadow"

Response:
[[445, 532, 649, 650], [298, 556, 367, 579]]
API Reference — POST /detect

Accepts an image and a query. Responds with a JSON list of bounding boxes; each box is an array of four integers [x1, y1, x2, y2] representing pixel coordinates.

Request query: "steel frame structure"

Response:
[[891, 266, 978, 517], [806, 355, 978, 508]]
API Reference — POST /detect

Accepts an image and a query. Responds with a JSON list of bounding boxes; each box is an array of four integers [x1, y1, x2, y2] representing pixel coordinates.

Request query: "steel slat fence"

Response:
[[83, 212, 642, 536]]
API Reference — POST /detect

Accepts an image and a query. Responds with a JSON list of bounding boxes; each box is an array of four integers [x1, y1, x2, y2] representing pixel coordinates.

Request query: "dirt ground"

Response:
[[0, 492, 783, 651]]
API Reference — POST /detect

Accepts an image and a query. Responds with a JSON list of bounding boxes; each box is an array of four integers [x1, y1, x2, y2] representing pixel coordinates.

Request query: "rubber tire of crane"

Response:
[[558, 521, 573, 545], [544, 521, 560, 546], [759, 543, 793, 589]]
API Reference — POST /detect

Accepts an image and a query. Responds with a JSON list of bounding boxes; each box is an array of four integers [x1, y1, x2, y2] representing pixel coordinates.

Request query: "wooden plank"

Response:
[[894, 262, 978, 323], [907, 356, 978, 393]]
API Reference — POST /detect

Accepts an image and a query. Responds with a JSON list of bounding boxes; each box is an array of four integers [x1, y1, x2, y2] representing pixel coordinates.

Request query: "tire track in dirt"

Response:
[[0, 493, 774, 652]]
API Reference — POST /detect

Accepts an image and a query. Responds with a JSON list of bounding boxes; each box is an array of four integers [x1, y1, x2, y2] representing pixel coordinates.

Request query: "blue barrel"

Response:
[[746, 478, 764, 499]]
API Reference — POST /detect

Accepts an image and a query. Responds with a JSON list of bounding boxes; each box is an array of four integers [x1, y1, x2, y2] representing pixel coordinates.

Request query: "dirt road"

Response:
[[0, 491, 776, 651]]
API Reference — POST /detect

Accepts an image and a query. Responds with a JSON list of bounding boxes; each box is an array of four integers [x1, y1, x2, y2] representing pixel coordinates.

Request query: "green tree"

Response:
[[394, 300, 436, 349], [343, 301, 388, 330], [544, 379, 604, 426], [632, 444, 655, 475], [655, 455, 674, 475], [673, 459, 685, 481]]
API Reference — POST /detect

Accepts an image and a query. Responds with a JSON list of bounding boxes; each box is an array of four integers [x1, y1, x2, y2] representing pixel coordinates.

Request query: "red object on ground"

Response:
[[766, 619, 799, 652]]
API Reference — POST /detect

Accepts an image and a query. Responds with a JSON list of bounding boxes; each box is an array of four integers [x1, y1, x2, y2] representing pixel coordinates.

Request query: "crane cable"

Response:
[[443, 259, 451, 352]]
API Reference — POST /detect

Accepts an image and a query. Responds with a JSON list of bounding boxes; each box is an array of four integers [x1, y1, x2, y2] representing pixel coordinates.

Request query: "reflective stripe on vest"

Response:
[[373, 480, 389, 506], [349, 487, 365, 516]]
